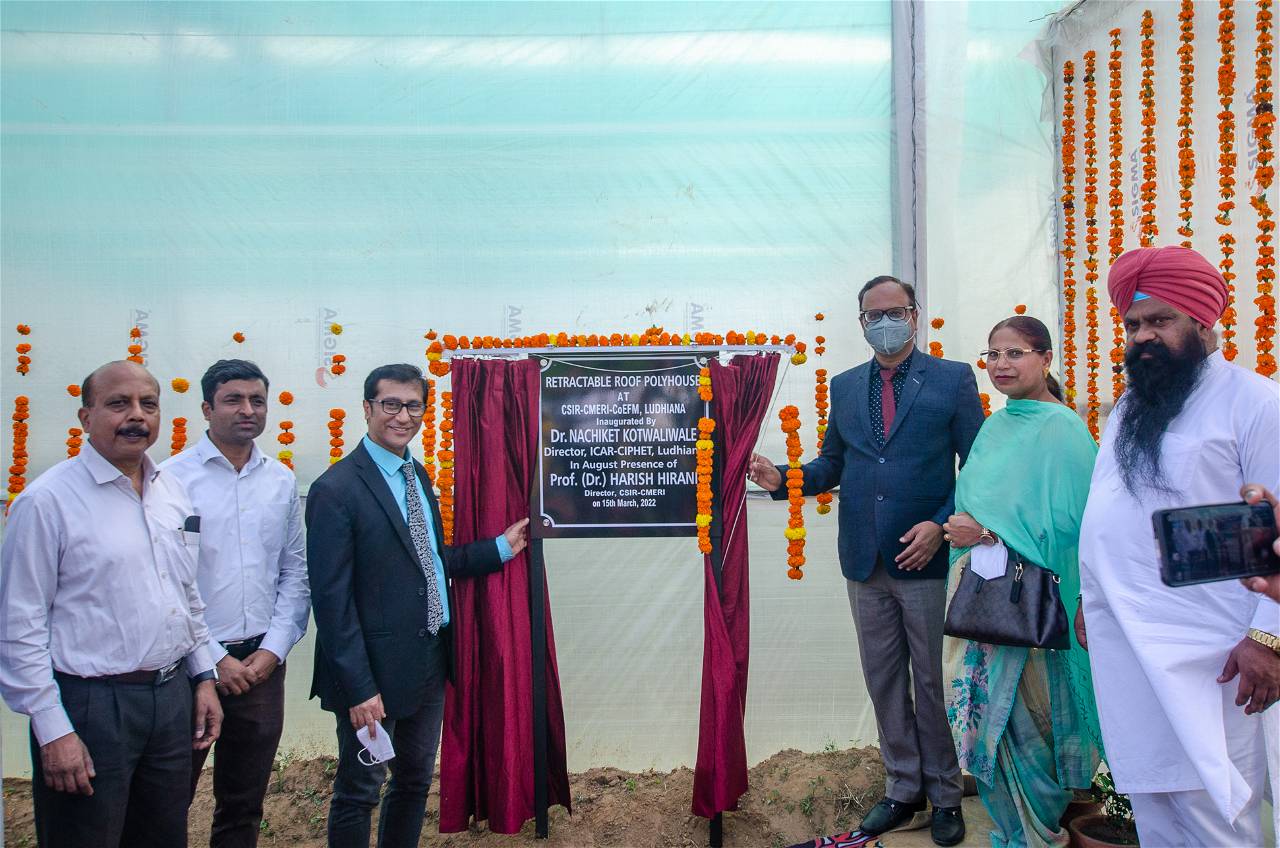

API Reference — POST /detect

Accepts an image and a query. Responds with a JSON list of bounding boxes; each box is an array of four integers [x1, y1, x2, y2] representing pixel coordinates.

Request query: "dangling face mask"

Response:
[[863, 311, 916, 356]]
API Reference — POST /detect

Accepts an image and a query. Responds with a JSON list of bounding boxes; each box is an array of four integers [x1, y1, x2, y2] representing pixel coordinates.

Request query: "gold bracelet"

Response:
[[1247, 628, 1280, 655]]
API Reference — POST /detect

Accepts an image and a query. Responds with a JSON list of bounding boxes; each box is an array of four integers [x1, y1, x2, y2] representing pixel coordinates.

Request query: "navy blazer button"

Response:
[[878, 457, 886, 464], [417, 587, 426, 596], [876, 494, 885, 501], [417, 628, 427, 637]]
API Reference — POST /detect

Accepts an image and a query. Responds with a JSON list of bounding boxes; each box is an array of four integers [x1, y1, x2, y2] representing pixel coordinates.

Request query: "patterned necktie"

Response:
[[880, 367, 897, 439], [401, 460, 444, 635]]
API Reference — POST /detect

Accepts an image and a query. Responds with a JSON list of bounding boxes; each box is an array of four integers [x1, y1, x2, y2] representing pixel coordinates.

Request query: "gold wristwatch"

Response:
[[1247, 628, 1280, 655]]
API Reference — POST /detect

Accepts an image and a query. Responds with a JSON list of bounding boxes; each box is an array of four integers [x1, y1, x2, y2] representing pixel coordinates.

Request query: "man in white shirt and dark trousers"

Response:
[[0, 360, 222, 848], [162, 359, 309, 848]]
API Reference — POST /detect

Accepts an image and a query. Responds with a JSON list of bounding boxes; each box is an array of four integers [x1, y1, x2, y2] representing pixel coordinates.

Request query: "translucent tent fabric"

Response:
[[4, 1, 1060, 778]]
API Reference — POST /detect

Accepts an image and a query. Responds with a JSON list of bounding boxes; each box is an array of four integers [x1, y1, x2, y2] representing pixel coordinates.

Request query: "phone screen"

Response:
[[1154, 502, 1280, 587]]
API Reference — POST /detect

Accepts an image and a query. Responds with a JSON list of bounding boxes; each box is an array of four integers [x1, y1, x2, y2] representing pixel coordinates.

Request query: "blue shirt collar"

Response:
[[362, 435, 411, 476]]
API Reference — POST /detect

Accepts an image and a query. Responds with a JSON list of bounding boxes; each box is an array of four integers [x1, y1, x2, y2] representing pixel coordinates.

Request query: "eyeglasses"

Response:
[[372, 398, 426, 417], [978, 347, 1047, 364], [859, 306, 915, 323]]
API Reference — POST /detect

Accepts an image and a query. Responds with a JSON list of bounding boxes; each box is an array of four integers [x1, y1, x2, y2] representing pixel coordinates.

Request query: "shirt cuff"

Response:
[[1249, 598, 1280, 635], [207, 640, 229, 665], [31, 705, 75, 747], [260, 631, 295, 664], [496, 534, 515, 562], [185, 645, 215, 678]]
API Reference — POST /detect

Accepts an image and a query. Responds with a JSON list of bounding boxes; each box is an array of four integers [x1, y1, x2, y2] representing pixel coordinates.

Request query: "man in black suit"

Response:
[[306, 363, 528, 848], [750, 276, 984, 847]]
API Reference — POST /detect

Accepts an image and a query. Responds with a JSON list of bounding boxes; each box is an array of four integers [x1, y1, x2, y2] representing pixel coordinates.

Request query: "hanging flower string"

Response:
[[127, 327, 144, 364], [1062, 60, 1080, 406], [9, 395, 29, 508], [329, 354, 346, 377], [1177, 0, 1196, 247], [171, 378, 189, 394], [1254, 0, 1277, 377], [814, 369, 832, 516], [695, 367, 714, 555], [15, 340, 31, 376], [780, 405, 805, 580], [65, 427, 82, 459], [328, 408, 345, 464], [1083, 51, 1102, 440], [1218, 0, 1240, 360], [277, 391, 295, 469], [928, 317, 944, 358], [233, 331, 246, 344], [170, 417, 188, 456], [421, 378, 437, 484], [1138, 11, 1159, 247], [1107, 28, 1127, 401], [814, 334, 826, 356], [979, 393, 993, 418], [437, 391, 455, 544]]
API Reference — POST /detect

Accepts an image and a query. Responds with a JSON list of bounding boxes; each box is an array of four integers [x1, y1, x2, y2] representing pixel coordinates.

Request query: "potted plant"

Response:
[[1060, 787, 1101, 828], [1069, 772, 1139, 847]]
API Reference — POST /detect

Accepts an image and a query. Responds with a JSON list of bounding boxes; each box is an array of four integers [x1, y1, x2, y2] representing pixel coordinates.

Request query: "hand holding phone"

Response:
[[1153, 501, 1280, 588]]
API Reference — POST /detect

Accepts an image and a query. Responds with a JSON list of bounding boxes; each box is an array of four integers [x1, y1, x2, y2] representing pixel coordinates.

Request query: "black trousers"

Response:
[[190, 664, 287, 848], [33, 672, 193, 848]]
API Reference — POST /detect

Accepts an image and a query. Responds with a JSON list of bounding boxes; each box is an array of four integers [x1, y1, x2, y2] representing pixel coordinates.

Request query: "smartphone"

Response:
[[1153, 502, 1280, 587]]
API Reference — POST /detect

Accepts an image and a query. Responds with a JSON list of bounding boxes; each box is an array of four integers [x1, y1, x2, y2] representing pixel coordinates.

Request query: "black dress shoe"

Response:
[[858, 797, 927, 836], [931, 805, 966, 846]]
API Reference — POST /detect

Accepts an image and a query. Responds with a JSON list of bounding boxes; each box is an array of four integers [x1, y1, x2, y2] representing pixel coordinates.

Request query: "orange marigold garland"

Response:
[[329, 354, 346, 377], [1062, 60, 1081, 406], [171, 377, 189, 393], [170, 417, 188, 456], [814, 369, 833, 516], [421, 378, 437, 484], [1254, 0, 1277, 376], [779, 405, 805, 580], [814, 334, 826, 356], [1139, 11, 1159, 247], [328, 408, 346, 464], [979, 393, 993, 418], [1176, 0, 1196, 247], [233, 331, 246, 344], [277, 391, 295, 469], [66, 427, 83, 459], [66, 384, 81, 399], [1083, 51, 1103, 440], [15, 324, 30, 336], [928, 317, 944, 358], [9, 395, 29, 507], [15, 341, 31, 376], [695, 367, 715, 554], [1218, 0, 1240, 360], [437, 392, 455, 544], [127, 326, 144, 364], [1107, 29, 1127, 401]]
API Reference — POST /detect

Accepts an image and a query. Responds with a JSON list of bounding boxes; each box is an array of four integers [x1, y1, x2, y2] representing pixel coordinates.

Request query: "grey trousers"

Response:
[[847, 562, 963, 807]]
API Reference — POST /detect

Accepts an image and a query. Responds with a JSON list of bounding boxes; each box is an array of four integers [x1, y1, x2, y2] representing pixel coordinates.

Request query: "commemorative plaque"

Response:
[[533, 350, 708, 538]]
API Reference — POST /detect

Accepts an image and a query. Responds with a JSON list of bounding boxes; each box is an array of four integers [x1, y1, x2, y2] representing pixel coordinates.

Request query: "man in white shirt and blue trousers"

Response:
[[0, 360, 222, 847], [163, 359, 310, 848]]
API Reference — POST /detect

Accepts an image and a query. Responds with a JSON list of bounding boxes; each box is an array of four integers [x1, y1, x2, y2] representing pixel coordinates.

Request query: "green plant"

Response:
[[1085, 771, 1138, 844]]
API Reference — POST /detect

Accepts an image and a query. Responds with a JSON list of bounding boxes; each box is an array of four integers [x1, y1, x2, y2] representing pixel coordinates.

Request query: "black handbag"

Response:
[[943, 547, 1070, 650]]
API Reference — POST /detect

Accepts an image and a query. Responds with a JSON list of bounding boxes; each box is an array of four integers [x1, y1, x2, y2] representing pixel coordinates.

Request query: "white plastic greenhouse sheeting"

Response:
[[2, 1, 1062, 777]]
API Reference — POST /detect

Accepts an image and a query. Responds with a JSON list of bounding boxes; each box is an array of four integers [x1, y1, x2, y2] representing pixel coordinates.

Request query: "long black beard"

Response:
[[1113, 334, 1208, 497]]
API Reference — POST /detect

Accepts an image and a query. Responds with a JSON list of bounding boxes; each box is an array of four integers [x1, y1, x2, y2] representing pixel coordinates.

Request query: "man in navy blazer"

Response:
[[307, 363, 528, 848], [751, 276, 983, 846]]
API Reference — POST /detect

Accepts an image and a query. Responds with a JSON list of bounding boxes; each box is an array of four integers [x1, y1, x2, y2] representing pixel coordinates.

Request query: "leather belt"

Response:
[[221, 634, 264, 662], [57, 659, 183, 687]]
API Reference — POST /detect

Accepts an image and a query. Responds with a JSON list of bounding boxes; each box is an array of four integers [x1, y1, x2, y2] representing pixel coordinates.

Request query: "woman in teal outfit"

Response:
[[941, 316, 1103, 848]]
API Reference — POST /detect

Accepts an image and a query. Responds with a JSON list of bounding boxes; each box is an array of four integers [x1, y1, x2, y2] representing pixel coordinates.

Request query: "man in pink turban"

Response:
[[1077, 243, 1280, 847]]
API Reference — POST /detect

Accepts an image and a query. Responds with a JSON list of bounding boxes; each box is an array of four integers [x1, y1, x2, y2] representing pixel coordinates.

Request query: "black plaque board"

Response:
[[534, 351, 707, 539]]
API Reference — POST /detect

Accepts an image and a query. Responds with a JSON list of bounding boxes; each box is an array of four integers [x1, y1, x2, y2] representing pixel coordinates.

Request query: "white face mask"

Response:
[[356, 721, 396, 766]]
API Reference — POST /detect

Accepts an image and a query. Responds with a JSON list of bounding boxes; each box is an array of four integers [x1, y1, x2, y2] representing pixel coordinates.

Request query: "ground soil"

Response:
[[4, 746, 898, 848]]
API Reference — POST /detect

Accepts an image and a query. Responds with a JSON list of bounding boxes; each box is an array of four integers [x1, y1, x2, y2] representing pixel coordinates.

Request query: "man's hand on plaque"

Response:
[[504, 518, 530, 556], [748, 453, 782, 492]]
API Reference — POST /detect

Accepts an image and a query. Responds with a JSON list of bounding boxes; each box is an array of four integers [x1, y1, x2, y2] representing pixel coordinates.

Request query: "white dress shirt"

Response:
[[1080, 350, 1279, 822], [161, 435, 309, 664], [0, 439, 215, 746]]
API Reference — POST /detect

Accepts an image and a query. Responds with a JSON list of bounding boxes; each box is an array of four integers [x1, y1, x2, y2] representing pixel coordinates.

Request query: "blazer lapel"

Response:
[[851, 363, 874, 445], [352, 447, 420, 565], [884, 351, 928, 446]]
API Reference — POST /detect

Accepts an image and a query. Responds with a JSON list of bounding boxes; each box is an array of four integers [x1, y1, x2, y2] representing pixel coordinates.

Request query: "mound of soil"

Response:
[[4, 746, 885, 847]]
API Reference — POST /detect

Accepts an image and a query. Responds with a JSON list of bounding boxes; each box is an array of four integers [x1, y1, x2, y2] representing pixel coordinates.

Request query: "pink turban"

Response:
[[1106, 245, 1228, 327]]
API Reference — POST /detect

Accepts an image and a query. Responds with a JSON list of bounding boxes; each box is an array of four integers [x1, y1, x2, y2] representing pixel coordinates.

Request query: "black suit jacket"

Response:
[[772, 351, 984, 581], [306, 442, 503, 717]]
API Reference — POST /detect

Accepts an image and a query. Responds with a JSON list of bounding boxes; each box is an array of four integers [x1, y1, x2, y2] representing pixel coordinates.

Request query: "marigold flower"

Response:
[[171, 378, 189, 393]]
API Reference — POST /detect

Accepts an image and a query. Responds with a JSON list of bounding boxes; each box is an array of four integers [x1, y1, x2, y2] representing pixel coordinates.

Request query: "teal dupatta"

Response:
[[944, 399, 1103, 791]]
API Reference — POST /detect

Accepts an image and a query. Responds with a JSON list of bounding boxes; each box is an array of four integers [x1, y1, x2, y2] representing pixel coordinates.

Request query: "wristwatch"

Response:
[[978, 528, 999, 547], [190, 669, 218, 685], [1247, 628, 1280, 656]]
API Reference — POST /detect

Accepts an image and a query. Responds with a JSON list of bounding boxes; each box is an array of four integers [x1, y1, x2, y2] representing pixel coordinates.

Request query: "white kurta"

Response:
[[1079, 350, 1280, 825]]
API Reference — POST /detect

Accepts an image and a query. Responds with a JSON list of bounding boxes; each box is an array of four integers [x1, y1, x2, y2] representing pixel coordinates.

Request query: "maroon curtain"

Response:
[[692, 353, 780, 818], [439, 357, 571, 834]]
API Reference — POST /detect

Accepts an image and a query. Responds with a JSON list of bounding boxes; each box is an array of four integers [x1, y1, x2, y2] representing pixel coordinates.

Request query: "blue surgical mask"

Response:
[[863, 315, 915, 356]]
